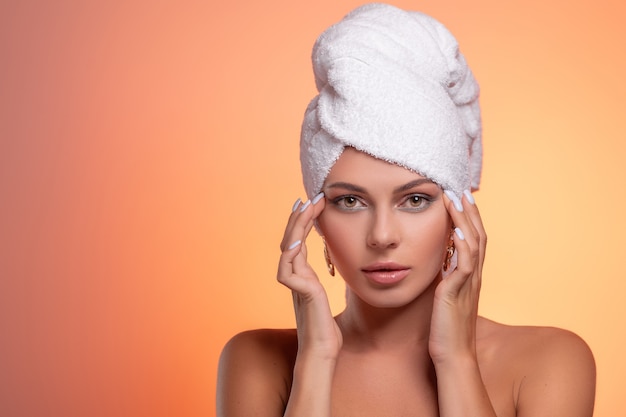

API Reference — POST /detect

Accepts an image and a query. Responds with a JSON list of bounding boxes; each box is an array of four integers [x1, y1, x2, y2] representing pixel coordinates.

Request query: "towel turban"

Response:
[[300, 3, 482, 198]]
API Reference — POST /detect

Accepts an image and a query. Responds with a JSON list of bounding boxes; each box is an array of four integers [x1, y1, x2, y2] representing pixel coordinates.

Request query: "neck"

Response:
[[337, 276, 440, 354]]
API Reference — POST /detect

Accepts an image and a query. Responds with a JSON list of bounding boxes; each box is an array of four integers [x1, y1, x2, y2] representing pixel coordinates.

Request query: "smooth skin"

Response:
[[217, 148, 596, 417]]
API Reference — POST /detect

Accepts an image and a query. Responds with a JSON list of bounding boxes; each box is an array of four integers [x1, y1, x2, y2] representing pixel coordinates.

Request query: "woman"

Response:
[[217, 4, 595, 416]]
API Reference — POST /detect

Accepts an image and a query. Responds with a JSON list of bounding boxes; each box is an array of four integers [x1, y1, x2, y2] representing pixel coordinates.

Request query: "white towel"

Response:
[[300, 3, 482, 199]]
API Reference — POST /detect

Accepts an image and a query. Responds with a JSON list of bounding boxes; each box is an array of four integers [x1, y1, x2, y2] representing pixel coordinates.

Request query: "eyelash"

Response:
[[332, 195, 366, 210], [331, 194, 433, 212], [399, 194, 432, 211]]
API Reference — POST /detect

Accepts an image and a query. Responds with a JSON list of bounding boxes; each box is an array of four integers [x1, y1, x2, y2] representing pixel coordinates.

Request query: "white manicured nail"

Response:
[[291, 198, 302, 213], [300, 200, 311, 212], [463, 190, 475, 205], [444, 190, 464, 212], [312, 192, 325, 204], [287, 240, 302, 250]]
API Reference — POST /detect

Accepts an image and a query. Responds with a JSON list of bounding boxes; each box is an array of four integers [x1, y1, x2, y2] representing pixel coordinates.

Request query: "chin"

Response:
[[348, 284, 433, 309]]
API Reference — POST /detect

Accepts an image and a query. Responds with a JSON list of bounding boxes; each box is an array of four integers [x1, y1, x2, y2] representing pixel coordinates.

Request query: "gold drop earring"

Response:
[[443, 230, 455, 272], [322, 238, 335, 276]]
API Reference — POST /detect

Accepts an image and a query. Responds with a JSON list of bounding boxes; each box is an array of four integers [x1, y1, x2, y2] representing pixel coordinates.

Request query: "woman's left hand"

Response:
[[428, 190, 487, 366]]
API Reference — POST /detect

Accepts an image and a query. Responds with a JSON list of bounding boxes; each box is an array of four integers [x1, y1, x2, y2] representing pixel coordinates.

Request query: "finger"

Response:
[[452, 191, 486, 303], [279, 192, 324, 251], [452, 226, 473, 280], [279, 197, 304, 251], [291, 195, 326, 272], [277, 239, 302, 285], [445, 227, 473, 293], [442, 191, 478, 287], [277, 239, 319, 292], [277, 193, 326, 282], [461, 190, 487, 277], [443, 190, 479, 259], [459, 191, 479, 243]]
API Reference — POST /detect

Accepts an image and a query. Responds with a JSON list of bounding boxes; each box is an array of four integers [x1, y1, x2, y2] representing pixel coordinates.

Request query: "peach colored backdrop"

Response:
[[1, 0, 624, 416]]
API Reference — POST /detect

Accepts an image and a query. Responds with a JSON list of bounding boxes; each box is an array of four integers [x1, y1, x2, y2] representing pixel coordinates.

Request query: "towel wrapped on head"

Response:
[[300, 3, 482, 199]]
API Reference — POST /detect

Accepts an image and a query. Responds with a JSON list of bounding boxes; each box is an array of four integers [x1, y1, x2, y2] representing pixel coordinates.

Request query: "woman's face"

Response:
[[317, 147, 451, 308]]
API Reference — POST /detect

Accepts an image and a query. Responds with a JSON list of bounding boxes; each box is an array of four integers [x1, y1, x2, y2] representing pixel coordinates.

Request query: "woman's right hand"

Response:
[[277, 193, 343, 361]]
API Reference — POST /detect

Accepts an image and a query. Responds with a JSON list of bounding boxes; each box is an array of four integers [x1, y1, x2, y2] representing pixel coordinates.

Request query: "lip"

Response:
[[361, 262, 411, 286]]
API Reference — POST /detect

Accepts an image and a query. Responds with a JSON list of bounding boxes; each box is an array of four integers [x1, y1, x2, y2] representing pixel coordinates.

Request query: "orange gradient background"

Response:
[[1, 0, 625, 416]]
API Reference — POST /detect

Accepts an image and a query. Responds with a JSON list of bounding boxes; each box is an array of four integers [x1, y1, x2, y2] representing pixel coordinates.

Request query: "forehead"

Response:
[[325, 147, 428, 184]]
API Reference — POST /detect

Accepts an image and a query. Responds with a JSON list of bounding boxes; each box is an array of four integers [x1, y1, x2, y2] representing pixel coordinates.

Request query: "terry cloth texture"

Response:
[[300, 3, 482, 199]]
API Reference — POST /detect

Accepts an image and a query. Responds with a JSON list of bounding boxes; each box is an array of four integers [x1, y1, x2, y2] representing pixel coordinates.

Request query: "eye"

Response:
[[399, 194, 431, 211], [333, 195, 366, 210], [408, 195, 424, 207]]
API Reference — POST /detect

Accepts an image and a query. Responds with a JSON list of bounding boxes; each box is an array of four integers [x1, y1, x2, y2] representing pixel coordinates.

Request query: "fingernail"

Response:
[[287, 240, 302, 250], [312, 192, 325, 205], [455, 227, 465, 240], [291, 198, 302, 213], [444, 190, 464, 212], [300, 200, 311, 212], [463, 190, 475, 205]]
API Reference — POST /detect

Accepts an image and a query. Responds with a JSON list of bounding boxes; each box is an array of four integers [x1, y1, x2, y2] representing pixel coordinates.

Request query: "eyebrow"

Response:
[[324, 182, 367, 193], [393, 179, 437, 193], [324, 178, 436, 194]]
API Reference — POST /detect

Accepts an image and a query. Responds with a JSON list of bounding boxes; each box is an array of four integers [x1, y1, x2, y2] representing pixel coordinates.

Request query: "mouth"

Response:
[[361, 262, 411, 285]]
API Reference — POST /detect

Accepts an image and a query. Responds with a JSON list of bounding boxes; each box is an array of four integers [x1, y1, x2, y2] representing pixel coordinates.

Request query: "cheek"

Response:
[[317, 208, 351, 238], [403, 210, 452, 258], [317, 211, 363, 265]]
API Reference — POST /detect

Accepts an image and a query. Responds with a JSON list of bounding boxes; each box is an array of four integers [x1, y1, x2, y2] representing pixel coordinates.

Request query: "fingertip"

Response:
[[300, 200, 311, 212], [463, 190, 475, 205], [312, 192, 325, 205], [291, 198, 302, 213], [444, 190, 463, 212], [312, 193, 326, 217]]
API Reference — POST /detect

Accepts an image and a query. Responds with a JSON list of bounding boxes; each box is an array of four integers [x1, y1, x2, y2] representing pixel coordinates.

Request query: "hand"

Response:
[[277, 194, 343, 361], [428, 190, 487, 366]]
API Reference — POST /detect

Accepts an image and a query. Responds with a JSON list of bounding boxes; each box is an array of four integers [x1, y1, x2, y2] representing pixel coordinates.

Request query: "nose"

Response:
[[366, 207, 400, 249]]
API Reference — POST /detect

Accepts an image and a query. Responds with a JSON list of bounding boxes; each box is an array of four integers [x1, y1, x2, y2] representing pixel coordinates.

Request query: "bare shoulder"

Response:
[[477, 317, 596, 417], [217, 328, 298, 417], [220, 328, 298, 364], [477, 316, 594, 360]]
